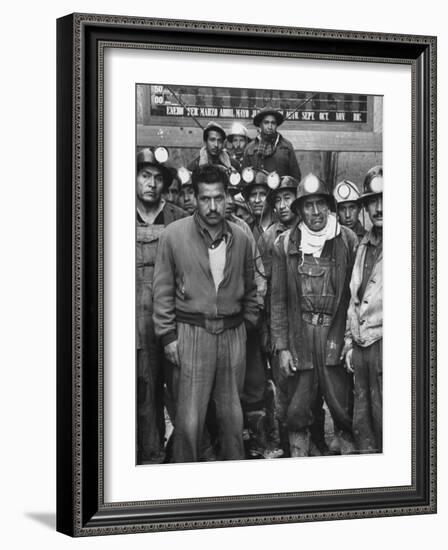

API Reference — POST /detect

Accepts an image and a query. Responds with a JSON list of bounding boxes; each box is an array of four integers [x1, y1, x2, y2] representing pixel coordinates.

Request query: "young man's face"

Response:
[[231, 136, 247, 153], [300, 195, 329, 232], [366, 194, 383, 228], [274, 189, 296, 225], [337, 201, 361, 229], [136, 165, 164, 205], [196, 181, 227, 227], [225, 192, 237, 217], [164, 179, 180, 204], [178, 185, 197, 214], [205, 130, 224, 158], [248, 185, 268, 218], [260, 115, 278, 135]]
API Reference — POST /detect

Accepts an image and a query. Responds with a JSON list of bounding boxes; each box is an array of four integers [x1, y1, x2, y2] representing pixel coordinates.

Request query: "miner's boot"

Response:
[[264, 380, 284, 459], [278, 422, 291, 457], [246, 410, 268, 459], [337, 429, 356, 455], [289, 429, 311, 457]]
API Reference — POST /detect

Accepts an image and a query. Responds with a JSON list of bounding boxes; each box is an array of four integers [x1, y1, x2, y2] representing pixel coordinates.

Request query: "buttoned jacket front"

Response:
[[346, 229, 383, 347], [270, 222, 358, 370], [153, 215, 258, 346]]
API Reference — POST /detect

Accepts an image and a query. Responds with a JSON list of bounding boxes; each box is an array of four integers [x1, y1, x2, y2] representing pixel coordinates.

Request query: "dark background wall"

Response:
[[137, 85, 382, 191]]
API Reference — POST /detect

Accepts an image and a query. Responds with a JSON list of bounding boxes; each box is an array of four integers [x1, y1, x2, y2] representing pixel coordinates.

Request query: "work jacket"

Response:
[[136, 201, 187, 350], [228, 213, 267, 307], [270, 222, 358, 370], [346, 228, 383, 347], [153, 215, 258, 347], [187, 149, 239, 173], [242, 134, 301, 179], [257, 221, 291, 282], [352, 219, 367, 242]]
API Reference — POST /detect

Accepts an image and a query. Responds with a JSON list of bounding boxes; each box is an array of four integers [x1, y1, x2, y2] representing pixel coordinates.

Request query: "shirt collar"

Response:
[[136, 199, 166, 226], [194, 212, 231, 248], [364, 226, 382, 247], [256, 132, 280, 146]]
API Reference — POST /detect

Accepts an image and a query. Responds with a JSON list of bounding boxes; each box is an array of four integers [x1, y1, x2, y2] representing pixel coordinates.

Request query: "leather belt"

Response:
[[176, 310, 244, 335], [302, 312, 333, 327]]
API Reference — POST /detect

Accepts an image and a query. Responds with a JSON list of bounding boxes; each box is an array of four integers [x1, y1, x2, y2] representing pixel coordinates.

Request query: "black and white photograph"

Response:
[[135, 83, 383, 465]]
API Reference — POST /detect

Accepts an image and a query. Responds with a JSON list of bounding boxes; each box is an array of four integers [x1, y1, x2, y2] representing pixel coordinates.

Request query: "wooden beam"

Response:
[[137, 125, 382, 152]]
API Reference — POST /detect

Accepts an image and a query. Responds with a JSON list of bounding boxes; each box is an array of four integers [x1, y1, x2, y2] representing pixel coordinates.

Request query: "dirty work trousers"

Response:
[[352, 339, 383, 453], [273, 323, 353, 434], [136, 225, 165, 464], [172, 322, 247, 463], [242, 328, 268, 411]]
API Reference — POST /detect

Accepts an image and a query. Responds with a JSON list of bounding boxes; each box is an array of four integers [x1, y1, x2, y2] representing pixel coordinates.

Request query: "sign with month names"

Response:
[[149, 84, 368, 123]]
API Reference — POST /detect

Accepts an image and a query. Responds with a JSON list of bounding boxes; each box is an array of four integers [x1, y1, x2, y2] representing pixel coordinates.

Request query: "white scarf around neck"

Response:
[[299, 213, 340, 257]]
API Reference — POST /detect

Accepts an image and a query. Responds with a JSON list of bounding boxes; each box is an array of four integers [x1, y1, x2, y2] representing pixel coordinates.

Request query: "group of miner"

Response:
[[136, 107, 383, 464]]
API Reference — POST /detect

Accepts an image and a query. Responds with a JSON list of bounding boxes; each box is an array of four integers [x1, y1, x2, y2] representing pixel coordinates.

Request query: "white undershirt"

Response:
[[208, 239, 227, 291]]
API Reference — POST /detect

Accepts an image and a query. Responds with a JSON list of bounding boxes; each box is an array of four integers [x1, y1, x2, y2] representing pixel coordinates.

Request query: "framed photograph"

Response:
[[57, 13, 437, 536]]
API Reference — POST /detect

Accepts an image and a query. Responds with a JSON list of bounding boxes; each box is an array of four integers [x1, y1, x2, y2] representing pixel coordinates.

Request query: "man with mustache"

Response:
[[270, 173, 358, 457], [242, 108, 301, 180], [227, 122, 250, 172], [333, 179, 366, 242], [343, 166, 383, 453], [135, 148, 187, 464], [153, 164, 258, 463], [241, 170, 273, 242]]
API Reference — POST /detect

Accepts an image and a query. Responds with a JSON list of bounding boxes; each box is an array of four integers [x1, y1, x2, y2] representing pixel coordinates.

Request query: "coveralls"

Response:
[[271, 222, 358, 456], [136, 203, 186, 464]]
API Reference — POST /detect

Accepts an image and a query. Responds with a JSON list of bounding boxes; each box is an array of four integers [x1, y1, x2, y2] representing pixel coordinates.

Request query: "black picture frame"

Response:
[[56, 13, 437, 537]]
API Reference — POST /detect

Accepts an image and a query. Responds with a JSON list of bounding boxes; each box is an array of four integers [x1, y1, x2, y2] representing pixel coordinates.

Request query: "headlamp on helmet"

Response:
[[370, 176, 383, 194], [229, 171, 241, 187], [242, 167, 255, 184], [154, 146, 169, 164], [178, 166, 192, 185], [333, 179, 361, 204], [267, 171, 280, 190], [303, 174, 321, 194]]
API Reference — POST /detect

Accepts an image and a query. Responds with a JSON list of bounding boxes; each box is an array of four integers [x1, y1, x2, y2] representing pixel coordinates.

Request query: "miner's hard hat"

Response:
[[241, 168, 271, 200], [203, 121, 226, 142], [333, 179, 362, 205], [361, 165, 383, 202], [291, 173, 333, 213], [253, 108, 284, 128], [136, 147, 172, 188], [227, 122, 249, 141]]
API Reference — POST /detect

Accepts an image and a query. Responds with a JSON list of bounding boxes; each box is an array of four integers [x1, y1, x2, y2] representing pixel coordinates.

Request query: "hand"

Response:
[[278, 350, 297, 377], [164, 340, 180, 367], [344, 349, 354, 373], [340, 339, 354, 373]]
